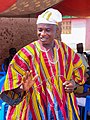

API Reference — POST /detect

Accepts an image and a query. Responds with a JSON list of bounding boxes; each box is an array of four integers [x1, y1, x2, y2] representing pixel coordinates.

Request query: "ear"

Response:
[[57, 22, 62, 33], [55, 23, 62, 41]]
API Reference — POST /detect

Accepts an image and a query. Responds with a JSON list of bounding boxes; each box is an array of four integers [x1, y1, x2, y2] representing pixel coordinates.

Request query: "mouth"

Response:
[[40, 37, 48, 42]]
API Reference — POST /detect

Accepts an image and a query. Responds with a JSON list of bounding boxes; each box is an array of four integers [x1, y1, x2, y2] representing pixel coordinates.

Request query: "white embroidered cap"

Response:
[[36, 8, 62, 25]]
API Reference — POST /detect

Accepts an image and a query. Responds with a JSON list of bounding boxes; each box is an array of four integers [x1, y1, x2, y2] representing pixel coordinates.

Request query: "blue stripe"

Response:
[[28, 111, 32, 120], [54, 97, 64, 120], [69, 94, 78, 120]]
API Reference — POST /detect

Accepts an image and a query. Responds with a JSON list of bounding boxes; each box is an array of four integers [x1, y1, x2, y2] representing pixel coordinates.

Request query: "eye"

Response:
[[38, 28, 42, 32], [46, 28, 51, 32]]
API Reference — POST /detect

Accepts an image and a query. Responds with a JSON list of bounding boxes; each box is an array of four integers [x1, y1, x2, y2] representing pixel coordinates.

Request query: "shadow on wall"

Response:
[[0, 18, 37, 70]]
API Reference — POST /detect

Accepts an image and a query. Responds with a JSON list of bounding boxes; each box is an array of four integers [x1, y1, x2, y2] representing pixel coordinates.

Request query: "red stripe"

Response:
[[8, 65, 13, 89], [15, 55, 29, 71], [74, 95, 79, 112], [68, 47, 72, 65], [29, 95, 37, 120], [21, 46, 33, 61], [52, 85, 67, 120], [35, 82, 47, 119], [20, 99, 26, 120], [67, 47, 72, 74], [73, 53, 80, 64], [42, 52, 54, 77], [46, 90, 56, 120], [78, 67, 86, 83], [58, 48, 64, 75], [7, 106, 16, 120], [60, 76, 67, 106], [40, 92, 47, 120]]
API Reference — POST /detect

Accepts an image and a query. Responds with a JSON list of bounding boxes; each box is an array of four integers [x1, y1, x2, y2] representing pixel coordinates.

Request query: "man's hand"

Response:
[[63, 80, 75, 93], [20, 70, 38, 91]]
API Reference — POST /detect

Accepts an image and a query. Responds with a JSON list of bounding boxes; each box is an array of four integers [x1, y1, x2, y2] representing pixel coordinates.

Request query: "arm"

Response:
[[0, 46, 38, 106], [75, 91, 90, 97], [62, 47, 85, 93], [0, 70, 38, 106], [72, 53, 86, 85]]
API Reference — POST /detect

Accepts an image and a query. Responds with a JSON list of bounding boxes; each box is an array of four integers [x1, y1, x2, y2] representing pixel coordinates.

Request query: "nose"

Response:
[[41, 30, 46, 36]]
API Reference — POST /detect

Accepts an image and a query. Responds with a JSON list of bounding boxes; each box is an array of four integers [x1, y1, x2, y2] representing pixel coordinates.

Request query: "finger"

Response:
[[32, 74, 39, 81], [27, 74, 39, 89], [64, 86, 74, 93], [22, 75, 26, 82], [20, 84, 24, 90], [65, 87, 73, 90], [63, 81, 69, 86], [65, 89, 73, 93], [30, 70, 32, 73], [27, 70, 32, 76], [65, 85, 74, 90], [65, 83, 73, 88], [25, 71, 29, 79], [23, 70, 32, 82]]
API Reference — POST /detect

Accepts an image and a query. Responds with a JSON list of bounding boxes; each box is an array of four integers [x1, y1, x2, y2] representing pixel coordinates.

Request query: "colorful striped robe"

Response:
[[1, 40, 85, 120]]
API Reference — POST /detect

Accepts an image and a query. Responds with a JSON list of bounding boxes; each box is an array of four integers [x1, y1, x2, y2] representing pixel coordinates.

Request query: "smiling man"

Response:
[[0, 8, 85, 120]]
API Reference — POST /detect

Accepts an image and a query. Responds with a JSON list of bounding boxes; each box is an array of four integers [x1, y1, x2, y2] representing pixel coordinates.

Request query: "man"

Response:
[[0, 8, 85, 120], [76, 43, 89, 72], [4, 48, 17, 72]]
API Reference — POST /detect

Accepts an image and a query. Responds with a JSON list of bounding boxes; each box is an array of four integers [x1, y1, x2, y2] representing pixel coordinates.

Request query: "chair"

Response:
[[0, 76, 6, 91], [1, 64, 5, 72], [0, 71, 6, 77], [0, 67, 6, 91], [0, 99, 8, 120], [84, 95, 90, 120], [83, 84, 90, 93]]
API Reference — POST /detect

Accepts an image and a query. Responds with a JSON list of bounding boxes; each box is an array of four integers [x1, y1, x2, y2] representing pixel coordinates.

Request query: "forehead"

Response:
[[77, 43, 83, 48], [37, 23, 56, 28]]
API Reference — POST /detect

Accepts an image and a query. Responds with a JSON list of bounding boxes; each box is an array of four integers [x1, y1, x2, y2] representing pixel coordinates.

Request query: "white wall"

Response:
[[61, 19, 86, 51]]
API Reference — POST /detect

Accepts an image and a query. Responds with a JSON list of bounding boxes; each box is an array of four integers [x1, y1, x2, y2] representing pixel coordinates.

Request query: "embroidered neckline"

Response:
[[36, 39, 59, 64]]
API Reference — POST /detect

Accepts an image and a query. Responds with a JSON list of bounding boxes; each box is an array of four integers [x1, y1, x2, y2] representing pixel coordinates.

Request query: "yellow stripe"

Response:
[[40, 51, 50, 79], [25, 45, 35, 56], [74, 59, 83, 69], [12, 103, 22, 119], [67, 94, 73, 120], [4, 74, 9, 90], [67, 62, 73, 80], [21, 102, 27, 120], [18, 50, 30, 65], [70, 94, 80, 120], [42, 11, 52, 20], [12, 61, 26, 76], [67, 50, 73, 80], [11, 66, 19, 88], [32, 92, 41, 120], [53, 48, 60, 93], [32, 42, 47, 117]]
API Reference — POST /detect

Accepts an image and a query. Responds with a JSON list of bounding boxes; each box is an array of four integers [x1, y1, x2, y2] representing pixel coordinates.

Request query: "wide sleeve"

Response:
[[72, 52, 86, 85], [62, 42, 86, 85], [0, 44, 35, 105], [1, 49, 32, 92]]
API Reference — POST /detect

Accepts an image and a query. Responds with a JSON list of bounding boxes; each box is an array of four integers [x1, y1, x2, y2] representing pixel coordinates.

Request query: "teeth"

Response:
[[41, 38, 47, 42]]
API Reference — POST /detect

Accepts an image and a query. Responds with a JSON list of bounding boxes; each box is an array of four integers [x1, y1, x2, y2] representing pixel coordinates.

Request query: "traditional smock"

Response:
[[1, 40, 85, 120]]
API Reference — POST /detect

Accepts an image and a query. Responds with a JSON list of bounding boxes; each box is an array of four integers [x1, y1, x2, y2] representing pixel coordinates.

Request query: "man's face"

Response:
[[77, 46, 83, 53], [37, 23, 57, 45]]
